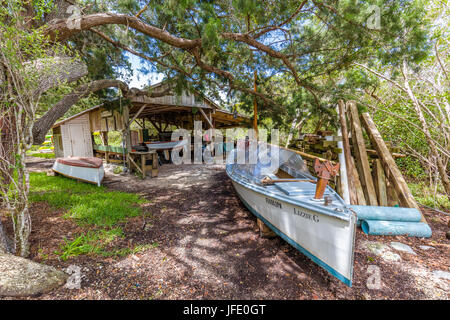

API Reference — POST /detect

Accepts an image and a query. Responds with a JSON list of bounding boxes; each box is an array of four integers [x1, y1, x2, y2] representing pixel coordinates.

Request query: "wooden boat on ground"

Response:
[[226, 144, 356, 286], [52, 157, 105, 186]]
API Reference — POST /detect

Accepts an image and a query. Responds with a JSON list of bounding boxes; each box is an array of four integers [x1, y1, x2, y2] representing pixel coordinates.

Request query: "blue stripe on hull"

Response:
[[235, 191, 352, 287]]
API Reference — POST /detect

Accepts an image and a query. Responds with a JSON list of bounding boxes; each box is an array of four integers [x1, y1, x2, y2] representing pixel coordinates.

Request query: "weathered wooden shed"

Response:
[[52, 81, 250, 161], [52, 108, 96, 158]]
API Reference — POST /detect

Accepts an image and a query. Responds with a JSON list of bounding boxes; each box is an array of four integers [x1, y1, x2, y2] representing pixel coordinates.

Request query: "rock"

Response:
[[46, 170, 55, 176], [390, 242, 417, 255], [446, 230, 450, 240], [432, 270, 450, 281], [362, 292, 371, 300], [432, 271, 450, 291], [0, 253, 68, 297], [360, 241, 401, 262], [419, 245, 435, 251]]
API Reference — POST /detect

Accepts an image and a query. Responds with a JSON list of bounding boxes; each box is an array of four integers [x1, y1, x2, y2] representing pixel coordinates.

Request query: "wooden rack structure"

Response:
[[288, 100, 423, 220]]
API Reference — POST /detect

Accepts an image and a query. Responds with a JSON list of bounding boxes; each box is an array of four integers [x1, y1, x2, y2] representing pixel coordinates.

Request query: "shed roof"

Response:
[[52, 82, 250, 129]]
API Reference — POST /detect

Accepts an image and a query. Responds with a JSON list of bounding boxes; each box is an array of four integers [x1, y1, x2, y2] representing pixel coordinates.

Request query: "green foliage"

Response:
[[202, 18, 221, 48], [56, 229, 158, 260], [408, 182, 450, 210], [107, 131, 124, 147], [396, 157, 427, 181], [28, 153, 55, 159], [56, 228, 124, 261], [32, 0, 55, 20]]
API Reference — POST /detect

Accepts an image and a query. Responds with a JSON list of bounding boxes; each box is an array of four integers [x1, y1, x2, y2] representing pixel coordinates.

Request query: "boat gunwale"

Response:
[[226, 164, 351, 222]]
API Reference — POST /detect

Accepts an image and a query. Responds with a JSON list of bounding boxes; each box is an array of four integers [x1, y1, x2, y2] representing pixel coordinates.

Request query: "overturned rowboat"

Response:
[[52, 157, 105, 186], [226, 144, 356, 286]]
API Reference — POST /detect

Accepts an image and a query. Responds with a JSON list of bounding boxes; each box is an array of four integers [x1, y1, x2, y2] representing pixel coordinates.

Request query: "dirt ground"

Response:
[[3, 157, 449, 300]]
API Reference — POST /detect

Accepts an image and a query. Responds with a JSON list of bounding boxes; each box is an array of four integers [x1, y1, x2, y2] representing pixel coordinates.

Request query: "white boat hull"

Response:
[[52, 161, 104, 186], [228, 173, 356, 286]]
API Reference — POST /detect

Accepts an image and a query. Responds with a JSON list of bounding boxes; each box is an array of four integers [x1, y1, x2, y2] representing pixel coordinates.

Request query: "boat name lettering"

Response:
[[265, 198, 282, 209], [293, 208, 319, 223]]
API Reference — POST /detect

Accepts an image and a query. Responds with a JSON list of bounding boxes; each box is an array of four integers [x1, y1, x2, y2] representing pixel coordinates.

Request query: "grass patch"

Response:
[[56, 228, 124, 261], [408, 182, 450, 211], [56, 230, 159, 260], [28, 152, 55, 159], [30, 172, 145, 227], [29, 172, 152, 260]]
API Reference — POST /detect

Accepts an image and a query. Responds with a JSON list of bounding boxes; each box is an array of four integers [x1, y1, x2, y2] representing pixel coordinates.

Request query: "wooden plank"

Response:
[[360, 112, 424, 220], [151, 152, 158, 177], [372, 159, 388, 206], [114, 111, 124, 131], [257, 218, 276, 238], [347, 101, 378, 206], [350, 155, 367, 205], [386, 180, 400, 207], [366, 149, 406, 158], [128, 155, 143, 175], [89, 109, 101, 132], [106, 116, 115, 131], [100, 117, 108, 132], [128, 104, 147, 128], [337, 100, 358, 205], [280, 146, 337, 165], [199, 107, 214, 128], [107, 158, 125, 164], [122, 105, 132, 170], [141, 154, 146, 179]]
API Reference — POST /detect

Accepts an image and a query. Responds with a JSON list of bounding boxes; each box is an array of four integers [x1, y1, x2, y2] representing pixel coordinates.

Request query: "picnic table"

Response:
[[128, 150, 159, 179]]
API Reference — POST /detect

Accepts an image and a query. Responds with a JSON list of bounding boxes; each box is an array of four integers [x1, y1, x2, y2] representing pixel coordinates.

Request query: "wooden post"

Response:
[[347, 101, 378, 206], [122, 105, 132, 170], [360, 112, 424, 220], [338, 100, 358, 205], [253, 70, 258, 138], [100, 131, 108, 145], [372, 159, 388, 206], [141, 154, 146, 179], [151, 152, 158, 177], [257, 218, 275, 238]]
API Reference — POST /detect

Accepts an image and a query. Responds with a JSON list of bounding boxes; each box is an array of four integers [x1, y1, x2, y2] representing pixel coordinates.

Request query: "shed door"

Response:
[[68, 124, 88, 157]]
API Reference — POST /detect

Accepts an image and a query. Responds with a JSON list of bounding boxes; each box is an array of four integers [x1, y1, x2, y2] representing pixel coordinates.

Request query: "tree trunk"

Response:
[[32, 79, 129, 144], [285, 109, 301, 147], [0, 220, 9, 253], [402, 61, 450, 199]]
